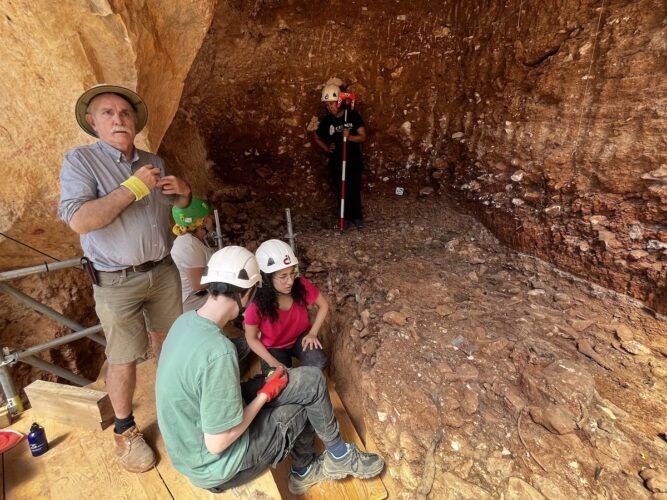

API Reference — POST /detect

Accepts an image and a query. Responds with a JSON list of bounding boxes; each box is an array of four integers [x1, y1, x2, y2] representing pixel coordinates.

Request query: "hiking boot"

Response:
[[113, 425, 156, 473], [322, 443, 384, 479], [288, 455, 330, 495]]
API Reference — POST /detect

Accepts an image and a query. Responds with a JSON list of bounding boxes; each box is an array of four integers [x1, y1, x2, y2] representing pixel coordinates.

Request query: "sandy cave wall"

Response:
[[161, 0, 665, 312], [0, 0, 216, 271], [0, 0, 215, 390]]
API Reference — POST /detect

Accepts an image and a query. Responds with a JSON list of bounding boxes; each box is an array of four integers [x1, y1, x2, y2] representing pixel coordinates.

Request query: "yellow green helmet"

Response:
[[172, 197, 211, 227]]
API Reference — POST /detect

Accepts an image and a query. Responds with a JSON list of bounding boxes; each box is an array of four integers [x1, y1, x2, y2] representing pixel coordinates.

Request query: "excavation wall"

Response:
[[161, 0, 665, 311]]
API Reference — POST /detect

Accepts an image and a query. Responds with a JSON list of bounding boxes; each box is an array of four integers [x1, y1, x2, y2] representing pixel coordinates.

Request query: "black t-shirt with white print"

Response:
[[316, 109, 365, 168]]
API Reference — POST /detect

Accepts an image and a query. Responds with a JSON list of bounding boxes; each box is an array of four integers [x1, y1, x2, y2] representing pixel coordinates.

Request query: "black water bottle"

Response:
[[28, 422, 48, 457]]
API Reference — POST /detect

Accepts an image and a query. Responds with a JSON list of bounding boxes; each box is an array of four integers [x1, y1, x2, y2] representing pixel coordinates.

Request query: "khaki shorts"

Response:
[[183, 291, 208, 312], [93, 260, 182, 364]]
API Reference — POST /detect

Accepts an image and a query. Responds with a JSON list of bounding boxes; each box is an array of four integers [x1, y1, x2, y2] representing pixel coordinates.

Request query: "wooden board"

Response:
[[3, 357, 386, 499], [24, 380, 113, 430], [272, 377, 388, 500], [3, 360, 281, 499], [0, 406, 12, 429], [3, 410, 169, 499]]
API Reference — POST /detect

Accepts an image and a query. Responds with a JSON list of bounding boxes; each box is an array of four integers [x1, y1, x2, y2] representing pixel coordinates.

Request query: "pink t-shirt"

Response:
[[244, 278, 319, 349]]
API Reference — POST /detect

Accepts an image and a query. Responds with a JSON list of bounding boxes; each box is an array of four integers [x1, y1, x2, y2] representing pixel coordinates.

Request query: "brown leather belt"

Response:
[[97, 255, 172, 275]]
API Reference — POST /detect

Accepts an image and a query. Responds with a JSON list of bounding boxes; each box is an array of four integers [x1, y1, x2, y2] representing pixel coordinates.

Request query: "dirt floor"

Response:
[[283, 192, 666, 498], [2, 188, 665, 499], [0, 1, 664, 498]]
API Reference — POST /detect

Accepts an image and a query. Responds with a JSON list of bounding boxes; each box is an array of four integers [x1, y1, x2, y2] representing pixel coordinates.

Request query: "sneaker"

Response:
[[288, 454, 330, 495], [323, 443, 384, 479], [113, 425, 156, 473], [353, 219, 364, 229]]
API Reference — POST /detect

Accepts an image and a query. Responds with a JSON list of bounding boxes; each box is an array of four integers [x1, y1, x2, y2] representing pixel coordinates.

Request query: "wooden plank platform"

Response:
[[3, 361, 280, 499], [272, 378, 388, 500], [3, 360, 386, 499]]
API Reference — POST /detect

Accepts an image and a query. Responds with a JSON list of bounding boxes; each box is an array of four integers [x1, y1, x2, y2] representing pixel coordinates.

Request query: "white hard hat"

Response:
[[255, 239, 298, 274], [321, 84, 340, 102], [201, 246, 261, 289]]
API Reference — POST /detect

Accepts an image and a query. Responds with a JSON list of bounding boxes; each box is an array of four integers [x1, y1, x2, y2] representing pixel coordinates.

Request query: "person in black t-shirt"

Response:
[[314, 84, 367, 229]]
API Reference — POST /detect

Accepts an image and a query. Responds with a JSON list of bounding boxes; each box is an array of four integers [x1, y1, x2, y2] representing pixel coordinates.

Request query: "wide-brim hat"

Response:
[[75, 84, 148, 137]]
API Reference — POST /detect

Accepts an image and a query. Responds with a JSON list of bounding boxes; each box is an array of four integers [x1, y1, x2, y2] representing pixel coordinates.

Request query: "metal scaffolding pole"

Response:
[[0, 363, 23, 414], [0, 283, 106, 346], [0, 258, 83, 282], [6, 325, 104, 364], [20, 355, 91, 386], [0, 257, 101, 392]]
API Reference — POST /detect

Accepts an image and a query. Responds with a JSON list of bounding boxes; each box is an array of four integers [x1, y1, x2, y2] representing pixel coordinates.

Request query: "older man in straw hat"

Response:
[[58, 84, 191, 472]]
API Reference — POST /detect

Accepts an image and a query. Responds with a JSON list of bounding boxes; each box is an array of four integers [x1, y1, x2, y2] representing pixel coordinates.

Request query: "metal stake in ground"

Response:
[[285, 208, 297, 254], [213, 209, 223, 250], [337, 91, 356, 231]]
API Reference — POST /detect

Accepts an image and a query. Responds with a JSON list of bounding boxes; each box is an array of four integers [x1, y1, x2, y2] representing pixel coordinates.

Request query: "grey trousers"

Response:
[[209, 366, 339, 493]]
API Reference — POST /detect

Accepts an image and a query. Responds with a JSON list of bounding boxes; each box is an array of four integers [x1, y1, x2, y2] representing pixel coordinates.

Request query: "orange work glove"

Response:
[[257, 367, 289, 402]]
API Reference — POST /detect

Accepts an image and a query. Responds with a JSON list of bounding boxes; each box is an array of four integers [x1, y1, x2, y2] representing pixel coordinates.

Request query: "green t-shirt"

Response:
[[156, 311, 249, 488]]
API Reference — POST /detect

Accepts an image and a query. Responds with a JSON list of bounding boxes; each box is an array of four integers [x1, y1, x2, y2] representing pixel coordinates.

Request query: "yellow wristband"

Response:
[[120, 175, 150, 201]]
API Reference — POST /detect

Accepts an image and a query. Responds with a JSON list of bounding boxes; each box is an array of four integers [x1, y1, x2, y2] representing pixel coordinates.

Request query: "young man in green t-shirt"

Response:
[[156, 245, 384, 494]]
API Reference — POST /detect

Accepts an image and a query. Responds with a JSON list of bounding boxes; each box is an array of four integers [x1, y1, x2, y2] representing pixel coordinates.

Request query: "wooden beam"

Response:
[[0, 406, 12, 429], [24, 380, 113, 431]]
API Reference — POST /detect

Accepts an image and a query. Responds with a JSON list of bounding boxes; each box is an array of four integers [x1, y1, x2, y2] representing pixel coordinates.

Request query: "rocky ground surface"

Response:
[[2, 189, 665, 499], [289, 193, 666, 499]]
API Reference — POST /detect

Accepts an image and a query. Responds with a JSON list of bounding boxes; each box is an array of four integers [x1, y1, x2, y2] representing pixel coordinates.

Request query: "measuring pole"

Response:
[[339, 106, 348, 232], [336, 92, 356, 232]]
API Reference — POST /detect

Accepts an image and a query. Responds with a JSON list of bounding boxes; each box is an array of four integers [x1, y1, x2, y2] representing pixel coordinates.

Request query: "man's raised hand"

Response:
[[157, 175, 191, 196], [133, 165, 161, 190]]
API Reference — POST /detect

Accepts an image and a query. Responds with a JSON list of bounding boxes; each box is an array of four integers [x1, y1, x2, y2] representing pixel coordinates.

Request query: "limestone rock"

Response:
[[440, 472, 492, 499], [399, 431, 423, 461], [569, 319, 594, 332], [506, 477, 546, 500], [615, 325, 635, 341], [531, 474, 577, 499], [436, 304, 455, 316], [629, 249, 649, 261], [529, 404, 577, 435], [511, 170, 525, 182], [597, 230, 621, 250], [443, 412, 465, 428], [641, 469, 667, 493], [621, 340, 651, 356], [460, 387, 479, 415], [399, 461, 420, 490], [383, 310, 407, 326], [361, 338, 379, 356], [360, 309, 371, 327], [456, 363, 479, 381]]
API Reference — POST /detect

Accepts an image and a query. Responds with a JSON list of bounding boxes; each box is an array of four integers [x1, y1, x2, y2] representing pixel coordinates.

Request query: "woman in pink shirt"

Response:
[[244, 239, 330, 373]]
